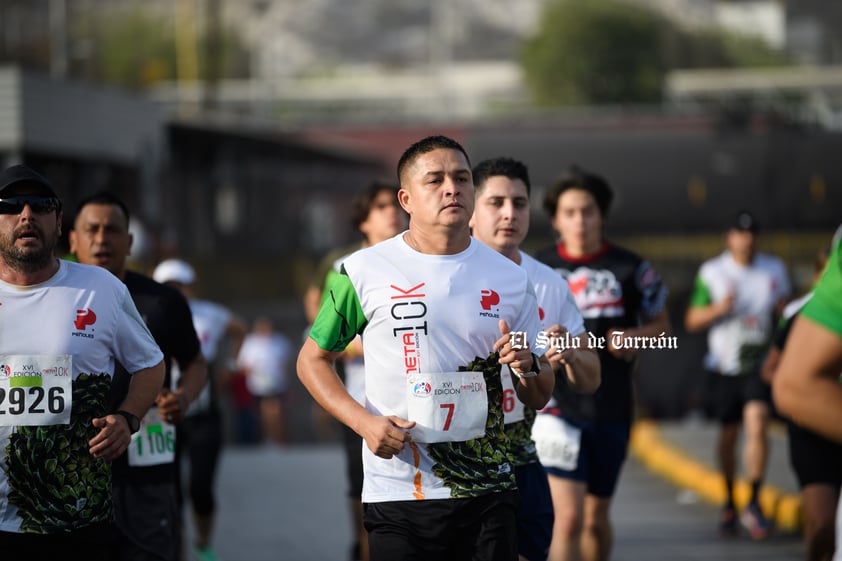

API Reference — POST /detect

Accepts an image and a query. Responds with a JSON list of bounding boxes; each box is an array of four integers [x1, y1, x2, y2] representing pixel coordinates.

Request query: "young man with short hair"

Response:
[[470, 156, 600, 561], [534, 167, 670, 561]]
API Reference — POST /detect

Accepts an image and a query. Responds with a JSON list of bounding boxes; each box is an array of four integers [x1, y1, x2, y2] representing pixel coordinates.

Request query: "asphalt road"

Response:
[[199, 442, 805, 561]]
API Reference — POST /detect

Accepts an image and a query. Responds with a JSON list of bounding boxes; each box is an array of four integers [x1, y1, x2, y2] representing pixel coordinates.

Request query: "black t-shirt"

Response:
[[534, 242, 668, 423], [110, 270, 201, 482]]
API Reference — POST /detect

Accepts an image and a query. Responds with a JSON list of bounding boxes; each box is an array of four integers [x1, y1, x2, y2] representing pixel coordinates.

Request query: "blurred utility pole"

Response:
[[203, 0, 221, 112], [175, 0, 200, 117], [431, 0, 456, 117], [49, 0, 67, 78]]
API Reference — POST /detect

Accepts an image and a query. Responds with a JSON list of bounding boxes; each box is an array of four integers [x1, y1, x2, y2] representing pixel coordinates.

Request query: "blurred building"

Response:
[[0, 64, 387, 325], [3, 2, 841, 419], [0, 64, 166, 257]]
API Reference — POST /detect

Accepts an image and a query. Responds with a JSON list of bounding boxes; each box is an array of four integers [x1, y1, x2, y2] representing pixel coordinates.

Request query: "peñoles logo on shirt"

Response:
[[479, 289, 500, 318], [72, 308, 97, 339], [480, 289, 499, 310], [75, 308, 97, 330]]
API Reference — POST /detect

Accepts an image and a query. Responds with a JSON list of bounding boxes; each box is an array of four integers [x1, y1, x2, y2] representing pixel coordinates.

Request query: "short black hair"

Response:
[[472, 157, 531, 196], [73, 191, 131, 226], [351, 180, 399, 229], [396, 135, 471, 186], [543, 165, 614, 219]]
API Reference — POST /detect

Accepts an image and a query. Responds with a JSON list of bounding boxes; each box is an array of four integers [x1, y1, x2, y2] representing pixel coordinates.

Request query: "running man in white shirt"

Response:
[[316, 180, 407, 561], [298, 135, 555, 561], [153, 258, 247, 561], [470, 156, 600, 561], [0, 164, 164, 561], [685, 210, 791, 539], [238, 317, 294, 445]]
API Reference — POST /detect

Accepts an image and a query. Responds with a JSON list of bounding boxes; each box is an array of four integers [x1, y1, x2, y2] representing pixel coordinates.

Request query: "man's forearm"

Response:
[[176, 353, 208, 405], [562, 344, 601, 394], [120, 360, 165, 416]]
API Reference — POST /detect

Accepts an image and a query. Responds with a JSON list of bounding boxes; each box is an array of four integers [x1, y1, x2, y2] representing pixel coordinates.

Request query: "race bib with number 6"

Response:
[[407, 371, 488, 443], [0, 355, 72, 426], [500, 366, 526, 425]]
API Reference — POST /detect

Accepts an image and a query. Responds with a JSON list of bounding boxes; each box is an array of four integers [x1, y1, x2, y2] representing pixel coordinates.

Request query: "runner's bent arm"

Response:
[[495, 320, 554, 409], [545, 327, 600, 394], [120, 360, 167, 421], [89, 359, 166, 460], [515, 355, 555, 409], [297, 338, 414, 459], [685, 274, 731, 333], [773, 315, 842, 443], [159, 352, 208, 423]]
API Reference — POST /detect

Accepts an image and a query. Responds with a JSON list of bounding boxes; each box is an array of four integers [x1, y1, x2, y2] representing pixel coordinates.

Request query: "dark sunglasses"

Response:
[[0, 195, 61, 215]]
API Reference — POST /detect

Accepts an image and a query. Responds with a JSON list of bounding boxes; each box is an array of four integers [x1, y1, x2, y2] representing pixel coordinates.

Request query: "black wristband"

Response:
[[116, 410, 140, 434], [528, 352, 541, 374]]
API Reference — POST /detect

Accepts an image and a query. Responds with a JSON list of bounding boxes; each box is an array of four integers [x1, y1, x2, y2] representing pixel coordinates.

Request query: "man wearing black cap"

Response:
[[685, 210, 791, 540], [0, 164, 165, 560]]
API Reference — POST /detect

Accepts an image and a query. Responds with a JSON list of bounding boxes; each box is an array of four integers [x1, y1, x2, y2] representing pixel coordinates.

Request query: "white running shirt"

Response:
[[237, 332, 294, 397], [177, 299, 233, 416], [309, 233, 545, 502], [0, 260, 163, 533], [691, 251, 790, 375], [502, 251, 586, 464]]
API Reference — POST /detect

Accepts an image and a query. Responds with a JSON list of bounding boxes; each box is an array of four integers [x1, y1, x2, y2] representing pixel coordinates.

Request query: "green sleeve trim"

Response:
[[319, 269, 342, 309], [688, 275, 712, 307], [309, 267, 367, 352], [803, 239, 842, 336]]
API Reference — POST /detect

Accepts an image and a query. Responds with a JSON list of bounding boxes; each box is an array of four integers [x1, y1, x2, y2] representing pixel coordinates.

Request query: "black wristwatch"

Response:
[[116, 410, 141, 434], [512, 353, 541, 379]]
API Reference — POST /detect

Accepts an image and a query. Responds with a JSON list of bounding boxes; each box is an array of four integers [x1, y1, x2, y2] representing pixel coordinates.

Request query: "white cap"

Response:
[[153, 259, 196, 285]]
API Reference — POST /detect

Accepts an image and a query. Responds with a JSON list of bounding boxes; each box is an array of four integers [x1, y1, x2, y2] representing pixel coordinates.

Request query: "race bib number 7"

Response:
[[406, 371, 488, 443], [0, 355, 72, 426]]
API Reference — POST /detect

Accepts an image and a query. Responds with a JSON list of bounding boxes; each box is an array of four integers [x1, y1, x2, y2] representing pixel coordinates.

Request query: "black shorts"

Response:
[[513, 462, 553, 561], [112, 478, 180, 561], [788, 421, 842, 488], [0, 522, 113, 561], [707, 370, 770, 425], [364, 491, 518, 561], [542, 419, 630, 498]]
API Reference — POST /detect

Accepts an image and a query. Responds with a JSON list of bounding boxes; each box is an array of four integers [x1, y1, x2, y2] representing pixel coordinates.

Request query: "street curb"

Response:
[[630, 420, 803, 533]]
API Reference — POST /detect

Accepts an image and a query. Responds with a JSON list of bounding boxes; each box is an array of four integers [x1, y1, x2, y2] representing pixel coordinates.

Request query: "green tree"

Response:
[[77, 8, 247, 91], [88, 9, 177, 89], [520, 0, 790, 107], [521, 0, 668, 106]]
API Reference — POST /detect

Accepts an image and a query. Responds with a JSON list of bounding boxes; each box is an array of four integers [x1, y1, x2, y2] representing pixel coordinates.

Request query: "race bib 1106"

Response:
[[127, 407, 176, 466]]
